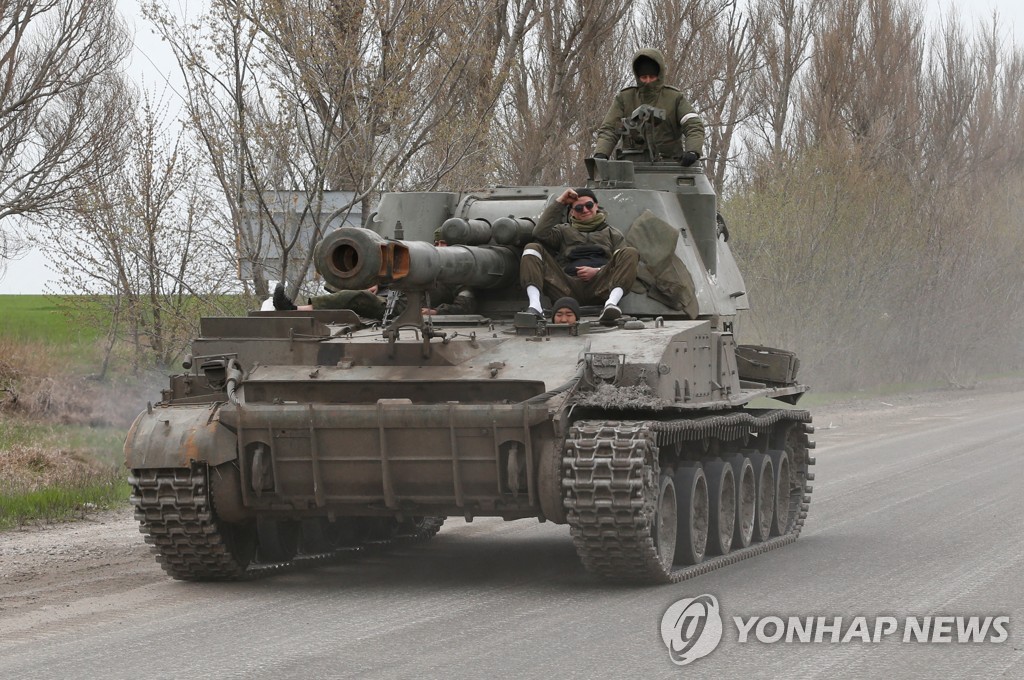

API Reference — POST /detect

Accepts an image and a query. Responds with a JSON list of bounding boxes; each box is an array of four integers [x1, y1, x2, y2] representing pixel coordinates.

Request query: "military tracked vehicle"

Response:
[[126, 113, 815, 583]]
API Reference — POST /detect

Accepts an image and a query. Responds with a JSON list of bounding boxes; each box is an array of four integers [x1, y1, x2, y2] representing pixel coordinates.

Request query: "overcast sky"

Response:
[[1, 0, 1022, 294]]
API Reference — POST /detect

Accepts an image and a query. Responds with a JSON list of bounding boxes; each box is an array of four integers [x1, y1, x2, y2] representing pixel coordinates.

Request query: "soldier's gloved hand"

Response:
[[680, 151, 700, 167], [593, 153, 609, 160]]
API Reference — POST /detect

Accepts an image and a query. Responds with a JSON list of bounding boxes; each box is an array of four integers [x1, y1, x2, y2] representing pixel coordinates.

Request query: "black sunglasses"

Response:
[[572, 201, 596, 213]]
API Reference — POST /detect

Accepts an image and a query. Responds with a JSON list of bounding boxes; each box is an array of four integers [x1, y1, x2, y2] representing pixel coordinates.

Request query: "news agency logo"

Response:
[[660, 594, 724, 665], [660, 594, 1011, 666], [733, 615, 1010, 643]]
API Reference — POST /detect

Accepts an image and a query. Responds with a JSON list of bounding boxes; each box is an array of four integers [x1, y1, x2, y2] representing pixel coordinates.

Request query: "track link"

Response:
[[130, 466, 443, 581], [130, 466, 253, 581], [563, 412, 815, 583], [562, 422, 668, 582]]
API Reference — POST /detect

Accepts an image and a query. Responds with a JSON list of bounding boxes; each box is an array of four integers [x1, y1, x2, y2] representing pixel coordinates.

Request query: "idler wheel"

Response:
[[654, 472, 679, 570], [673, 464, 708, 565], [728, 454, 756, 549], [704, 460, 735, 556], [256, 517, 300, 563], [768, 449, 792, 536], [748, 453, 775, 543]]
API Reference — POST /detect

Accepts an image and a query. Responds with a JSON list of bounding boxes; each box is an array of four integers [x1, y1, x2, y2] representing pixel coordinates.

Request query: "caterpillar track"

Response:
[[563, 412, 815, 583], [129, 466, 444, 581]]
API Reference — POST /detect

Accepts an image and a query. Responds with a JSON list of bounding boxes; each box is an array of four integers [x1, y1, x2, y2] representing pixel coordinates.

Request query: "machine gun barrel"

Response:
[[314, 227, 519, 292]]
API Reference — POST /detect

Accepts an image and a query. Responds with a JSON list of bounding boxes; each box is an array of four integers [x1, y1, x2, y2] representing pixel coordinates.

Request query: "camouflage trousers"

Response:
[[519, 244, 639, 306]]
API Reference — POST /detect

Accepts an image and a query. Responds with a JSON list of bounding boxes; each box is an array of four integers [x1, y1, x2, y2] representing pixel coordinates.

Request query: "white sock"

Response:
[[606, 287, 623, 306], [527, 285, 541, 310]]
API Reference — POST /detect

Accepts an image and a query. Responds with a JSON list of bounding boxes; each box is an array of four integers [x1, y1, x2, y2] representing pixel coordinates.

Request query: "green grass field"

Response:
[[1, 294, 127, 529], [0, 416, 130, 530], [0, 294, 105, 344], [0, 477, 130, 531]]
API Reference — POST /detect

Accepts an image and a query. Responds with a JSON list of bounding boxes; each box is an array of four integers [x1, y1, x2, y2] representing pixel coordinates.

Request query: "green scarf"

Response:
[[571, 212, 607, 233]]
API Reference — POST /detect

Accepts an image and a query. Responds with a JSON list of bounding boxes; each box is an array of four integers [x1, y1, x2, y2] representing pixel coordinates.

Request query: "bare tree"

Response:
[[962, 16, 1024, 175], [745, 0, 822, 175], [919, 12, 975, 179], [406, 0, 540, 190], [145, 0, 278, 298], [798, 0, 924, 166], [41, 92, 236, 373], [0, 0, 132, 276], [0, 229, 27, 279], [497, 0, 631, 185], [147, 0, 535, 298]]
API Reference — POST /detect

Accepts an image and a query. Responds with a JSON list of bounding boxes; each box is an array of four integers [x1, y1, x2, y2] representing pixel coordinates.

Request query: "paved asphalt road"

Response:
[[1, 389, 1022, 679]]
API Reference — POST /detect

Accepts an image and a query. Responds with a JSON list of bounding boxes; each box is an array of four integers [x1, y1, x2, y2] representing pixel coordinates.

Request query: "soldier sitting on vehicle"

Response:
[[520, 187, 639, 325]]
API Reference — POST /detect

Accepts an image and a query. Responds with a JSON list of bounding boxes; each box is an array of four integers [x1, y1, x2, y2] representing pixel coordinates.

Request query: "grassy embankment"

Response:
[[0, 295, 134, 530]]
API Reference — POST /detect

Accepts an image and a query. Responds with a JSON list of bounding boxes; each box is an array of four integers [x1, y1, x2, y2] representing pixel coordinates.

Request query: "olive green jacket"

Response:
[[532, 200, 626, 268], [594, 48, 705, 159], [430, 282, 477, 315]]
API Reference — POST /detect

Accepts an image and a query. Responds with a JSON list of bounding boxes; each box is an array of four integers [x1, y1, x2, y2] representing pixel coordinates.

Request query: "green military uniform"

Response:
[[309, 283, 476, 318], [594, 48, 705, 160], [426, 282, 477, 315], [309, 289, 387, 317], [519, 199, 639, 307]]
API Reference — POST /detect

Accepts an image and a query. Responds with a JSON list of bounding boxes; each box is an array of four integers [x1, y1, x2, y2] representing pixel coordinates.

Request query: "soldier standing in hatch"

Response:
[[593, 48, 706, 166]]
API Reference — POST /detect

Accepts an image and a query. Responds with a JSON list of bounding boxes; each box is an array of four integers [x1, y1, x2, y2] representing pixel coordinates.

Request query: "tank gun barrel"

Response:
[[314, 227, 519, 291]]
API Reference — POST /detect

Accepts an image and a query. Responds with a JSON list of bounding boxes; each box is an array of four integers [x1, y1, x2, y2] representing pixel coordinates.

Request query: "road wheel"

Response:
[[728, 454, 756, 549], [673, 464, 708, 565], [654, 472, 678, 570], [749, 453, 775, 542], [704, 460, 735, 556], [769, 449, 791, 536]]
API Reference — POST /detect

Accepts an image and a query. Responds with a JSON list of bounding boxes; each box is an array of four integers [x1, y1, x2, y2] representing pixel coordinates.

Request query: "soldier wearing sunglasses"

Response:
[[520, 187, 639, 324]]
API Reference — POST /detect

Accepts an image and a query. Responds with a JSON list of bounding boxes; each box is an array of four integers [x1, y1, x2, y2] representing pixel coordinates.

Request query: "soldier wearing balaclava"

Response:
[[593, 48, 705, 166]]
